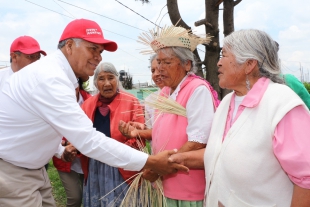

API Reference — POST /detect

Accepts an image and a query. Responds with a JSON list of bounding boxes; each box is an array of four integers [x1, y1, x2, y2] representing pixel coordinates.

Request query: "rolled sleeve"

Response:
[[273, 105, 310, 189]]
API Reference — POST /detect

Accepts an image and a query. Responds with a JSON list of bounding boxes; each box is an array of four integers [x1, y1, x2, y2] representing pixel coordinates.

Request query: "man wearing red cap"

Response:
[[0, 35, 46, 91], [0, 19, 187, 207]]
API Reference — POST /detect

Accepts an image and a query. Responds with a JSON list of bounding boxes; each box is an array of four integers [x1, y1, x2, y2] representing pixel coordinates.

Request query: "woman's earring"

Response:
[[246, 75, 251, 91]]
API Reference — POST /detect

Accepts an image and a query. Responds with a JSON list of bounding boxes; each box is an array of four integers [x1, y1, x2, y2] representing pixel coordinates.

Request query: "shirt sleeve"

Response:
[[273, 105, 310, 189], [186, 85, 214, 144], [30, 76, 148, 171]]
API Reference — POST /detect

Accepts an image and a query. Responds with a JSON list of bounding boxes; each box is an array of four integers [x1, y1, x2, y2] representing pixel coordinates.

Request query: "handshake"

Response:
[[141, 149, 189, 182]]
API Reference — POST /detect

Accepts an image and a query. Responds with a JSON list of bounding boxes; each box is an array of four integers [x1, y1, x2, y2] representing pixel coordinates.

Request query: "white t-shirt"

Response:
[[169, 75, 215, 144], [0, 67, 13, 92]]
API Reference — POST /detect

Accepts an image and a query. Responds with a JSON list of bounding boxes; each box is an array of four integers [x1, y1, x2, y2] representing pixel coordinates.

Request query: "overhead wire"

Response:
[[24, 0, 148, 66], [115, 0, 162, 28], [25, 0, 74, 19], [117, 48, 148, 63], [57, 0, 147, 32], [25, 0, 137, 41], [52, 0, 76, 18]]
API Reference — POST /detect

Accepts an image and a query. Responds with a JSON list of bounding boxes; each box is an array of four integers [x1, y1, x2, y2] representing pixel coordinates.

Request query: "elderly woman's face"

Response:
[[96, 71, 118, 98], [157, 50, 189, 90], [217, 48, 246, 90], [151, 59, 164, 89]]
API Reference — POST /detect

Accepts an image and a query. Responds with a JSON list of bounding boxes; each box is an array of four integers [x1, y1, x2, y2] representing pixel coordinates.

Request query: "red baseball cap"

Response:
[[10, 36, 47, 56], [59, 19, 118, 52]]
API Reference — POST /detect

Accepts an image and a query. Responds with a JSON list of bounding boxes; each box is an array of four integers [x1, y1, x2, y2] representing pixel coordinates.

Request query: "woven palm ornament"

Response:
[[138, 24, 212, 54]]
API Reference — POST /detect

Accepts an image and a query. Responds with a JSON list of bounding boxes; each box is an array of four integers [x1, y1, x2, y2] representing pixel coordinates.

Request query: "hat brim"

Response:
[[83, 37, 118, 52], [19, 48, 47, 56]]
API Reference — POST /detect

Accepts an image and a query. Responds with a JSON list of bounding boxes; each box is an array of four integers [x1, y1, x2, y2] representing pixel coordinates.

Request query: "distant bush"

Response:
[[303, 82, 310, 94]]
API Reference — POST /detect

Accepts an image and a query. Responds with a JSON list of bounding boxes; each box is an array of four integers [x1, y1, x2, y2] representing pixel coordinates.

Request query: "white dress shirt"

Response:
[[170, 74, 214, 144], [0, 67, 13, 92], [0, 50, 148, 169]]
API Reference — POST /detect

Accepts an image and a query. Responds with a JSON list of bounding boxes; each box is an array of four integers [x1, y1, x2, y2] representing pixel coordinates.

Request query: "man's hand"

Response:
[[119, 120, 145, 138], [144, 149, 189, 176], [61, 143, 77, 162], [142, 168, 160, 182]]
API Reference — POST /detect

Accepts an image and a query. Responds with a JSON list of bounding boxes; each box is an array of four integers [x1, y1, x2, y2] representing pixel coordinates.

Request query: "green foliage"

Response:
[[303, 82, 310, 93], [47, 161, 67, 207]]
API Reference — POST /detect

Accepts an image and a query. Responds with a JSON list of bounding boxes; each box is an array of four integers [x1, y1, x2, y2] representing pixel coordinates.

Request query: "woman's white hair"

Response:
[[223, 29, 283, 83], [93, 62, 123, 90], [156, 47, 198, 73]]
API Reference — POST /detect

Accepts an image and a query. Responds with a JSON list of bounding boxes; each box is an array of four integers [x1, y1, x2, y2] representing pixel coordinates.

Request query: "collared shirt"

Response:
[[0, 67, 13, 91], [170, 74, 214, 144], [223, 77, 310, 188], [0, 49, 148, 170]]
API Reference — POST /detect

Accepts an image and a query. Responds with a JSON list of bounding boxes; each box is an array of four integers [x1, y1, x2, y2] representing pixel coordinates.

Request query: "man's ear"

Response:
[[10, 52, 17, 63], [65, 39, 74, 55]]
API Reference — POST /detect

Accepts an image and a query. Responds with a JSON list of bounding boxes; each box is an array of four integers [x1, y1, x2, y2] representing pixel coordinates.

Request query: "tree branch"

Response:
[[234, 0, 242, 6], [167, 0, 190, 29], [215, 0, 223, 7]]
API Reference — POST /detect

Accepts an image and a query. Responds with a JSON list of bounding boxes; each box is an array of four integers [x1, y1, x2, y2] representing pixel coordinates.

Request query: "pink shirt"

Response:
[[223, 77, 310, 189]]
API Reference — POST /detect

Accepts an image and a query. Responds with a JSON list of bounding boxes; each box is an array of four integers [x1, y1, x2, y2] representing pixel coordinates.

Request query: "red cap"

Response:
[[59, 19, 118, 52], [10, 36, 47, 56]]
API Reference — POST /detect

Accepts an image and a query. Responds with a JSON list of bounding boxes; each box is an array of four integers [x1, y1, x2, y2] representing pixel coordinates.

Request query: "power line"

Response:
[[114, 0, 162, 28], [118, 48, 148, 63], [25, 0, 74, 19], [25, 0, 137, 41], [23, 1, 148, 63], [57, 0, 147, 32], [52, 0, 76, 18]]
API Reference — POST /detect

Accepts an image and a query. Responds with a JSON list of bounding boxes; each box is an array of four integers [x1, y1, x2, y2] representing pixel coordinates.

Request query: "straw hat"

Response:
[[138, 24, 212, 54]]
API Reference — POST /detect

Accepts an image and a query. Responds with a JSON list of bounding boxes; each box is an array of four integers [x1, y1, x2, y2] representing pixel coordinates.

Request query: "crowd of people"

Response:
[[0, 17, 309, 207]]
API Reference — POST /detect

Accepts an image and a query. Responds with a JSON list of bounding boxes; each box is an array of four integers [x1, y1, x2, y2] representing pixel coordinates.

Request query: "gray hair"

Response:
[[156, 47, 197, 73], [57, 38, 83, 49], [223, 29, 283, 83], [150, 54, 157, 66], [93, 62, 123, 90]]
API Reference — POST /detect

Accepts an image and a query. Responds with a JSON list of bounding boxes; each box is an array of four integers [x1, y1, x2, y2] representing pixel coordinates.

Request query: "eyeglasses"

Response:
[[14, 52, 41, 61]]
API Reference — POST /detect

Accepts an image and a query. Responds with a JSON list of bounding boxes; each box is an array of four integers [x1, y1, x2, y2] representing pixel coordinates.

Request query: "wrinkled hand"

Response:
[[119, 120, 145, 138], [61, 143, 77, 162], [142, 168, 160, 182], [168, 152, 186, 166], [146, 149, 189, 176]]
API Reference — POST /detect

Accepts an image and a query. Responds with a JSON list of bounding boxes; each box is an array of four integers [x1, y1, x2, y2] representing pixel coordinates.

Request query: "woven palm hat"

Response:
[[138, 25, 212, 54]]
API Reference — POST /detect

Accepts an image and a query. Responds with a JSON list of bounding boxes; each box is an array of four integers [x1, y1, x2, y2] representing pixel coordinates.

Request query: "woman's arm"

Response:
[[169, 148, 205, 169], [119, 120, 152, 140], [291, 184, 310, 207], [178, 141, 206, 153]]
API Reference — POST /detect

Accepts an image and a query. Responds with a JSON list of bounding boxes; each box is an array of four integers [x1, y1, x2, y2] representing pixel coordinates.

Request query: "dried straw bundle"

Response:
[[99, 135, 167, 207], [118, 172, 167, 207], [143, 91, 187, 117]]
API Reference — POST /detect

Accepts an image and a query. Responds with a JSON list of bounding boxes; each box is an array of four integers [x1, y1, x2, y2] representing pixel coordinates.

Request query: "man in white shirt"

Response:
[[0, 35, 46, 91], [0, 18, 187, 207]]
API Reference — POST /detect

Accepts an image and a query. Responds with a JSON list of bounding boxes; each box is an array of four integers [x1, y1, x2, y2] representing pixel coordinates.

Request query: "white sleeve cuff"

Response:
[[54, 144, 65, 159]]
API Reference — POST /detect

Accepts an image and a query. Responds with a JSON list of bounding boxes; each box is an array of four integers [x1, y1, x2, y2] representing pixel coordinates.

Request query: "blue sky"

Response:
[[1, 0, 310, 87]]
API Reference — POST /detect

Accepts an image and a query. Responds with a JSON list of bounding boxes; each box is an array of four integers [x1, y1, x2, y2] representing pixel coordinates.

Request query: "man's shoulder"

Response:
[[0, 67, 12, 76]]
